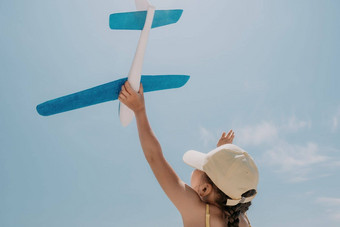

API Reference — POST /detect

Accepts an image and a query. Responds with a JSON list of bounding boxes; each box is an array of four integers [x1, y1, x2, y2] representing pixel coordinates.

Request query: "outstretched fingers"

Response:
[[227, 130, 235, 140], [221, 131, 227, 138], [217, 129, 235, 147]]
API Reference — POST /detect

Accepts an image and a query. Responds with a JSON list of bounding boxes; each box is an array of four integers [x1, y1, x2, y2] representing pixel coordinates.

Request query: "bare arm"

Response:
[[118, 81, 200, 213]]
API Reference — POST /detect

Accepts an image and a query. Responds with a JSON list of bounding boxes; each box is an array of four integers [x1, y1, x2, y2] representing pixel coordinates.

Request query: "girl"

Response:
[[119, 81, 259, 227]]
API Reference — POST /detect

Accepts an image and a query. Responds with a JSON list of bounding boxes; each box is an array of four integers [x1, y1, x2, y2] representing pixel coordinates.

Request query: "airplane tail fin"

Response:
[[109, 9, 183, 30]]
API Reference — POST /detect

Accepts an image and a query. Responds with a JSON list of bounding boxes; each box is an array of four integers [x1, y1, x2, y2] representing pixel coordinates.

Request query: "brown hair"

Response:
[[202, 172, 256, 227]]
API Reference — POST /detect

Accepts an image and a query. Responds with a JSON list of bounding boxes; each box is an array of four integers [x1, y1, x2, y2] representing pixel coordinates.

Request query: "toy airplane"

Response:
[[36, 0, 189, 126]]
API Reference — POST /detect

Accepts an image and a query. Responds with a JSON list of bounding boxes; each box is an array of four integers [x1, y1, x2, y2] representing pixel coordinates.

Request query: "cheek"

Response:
[[190, 172, 196, 187], [190, 169, 201, 188]]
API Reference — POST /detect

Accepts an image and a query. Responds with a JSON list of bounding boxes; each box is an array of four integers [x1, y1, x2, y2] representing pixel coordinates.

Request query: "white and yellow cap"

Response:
[[183, 144, 259, 206]]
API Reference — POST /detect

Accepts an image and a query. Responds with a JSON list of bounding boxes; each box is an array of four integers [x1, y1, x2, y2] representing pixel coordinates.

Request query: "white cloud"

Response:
[[331, 161, 340, 167], [332, 109, 340, 132], [232, 116, 336, 182], [283, 115, 311, 132], [262, 142, 329, 182], [333, 117, 338, 131], [201, 116, 339, 183], [237, 121, 278, 146], [263, 142, 328, 171], [199, 126, 218, 147], [236, 116, 311, 147], [316, 197, 340, 222], [305, 191, 316, 196], [333, 213, 340, 221], [263, 142, 340, 182], [316, 197, 340, 206]]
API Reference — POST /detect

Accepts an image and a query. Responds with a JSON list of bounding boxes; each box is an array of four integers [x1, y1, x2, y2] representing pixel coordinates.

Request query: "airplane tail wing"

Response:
[[109, 9, 183, 30], [36, 75, 189, 116]]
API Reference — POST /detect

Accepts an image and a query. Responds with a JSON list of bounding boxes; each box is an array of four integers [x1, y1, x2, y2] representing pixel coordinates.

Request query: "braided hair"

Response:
[[202, 172, 256, 227]]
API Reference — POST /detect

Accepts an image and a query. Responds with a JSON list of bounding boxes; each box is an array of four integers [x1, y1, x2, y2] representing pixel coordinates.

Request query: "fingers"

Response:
[[223, 130, 235, 140], [124, 81, 135, 95], [217, 130, 235, 147], [118, 93, 127, 102], [226, 130, 233, 137], [119, 81, 134, 101], [229, 130, 235, 142], [230, 131, 235, 139], [122, 81, 144, 95], [119, 85, 129, 98], [119, 81, 144, 104], [122, 82, 132, 96], [221, 132, 226, 138], [139, 83, 144, 95], [228, 130, 235, 138], [221, 130, 234, 138]]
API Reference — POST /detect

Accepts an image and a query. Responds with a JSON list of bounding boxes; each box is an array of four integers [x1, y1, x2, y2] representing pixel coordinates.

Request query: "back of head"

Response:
[[183, 144, 259, 227], [184, 144, 259, 204], [202, 172, 256, 227]]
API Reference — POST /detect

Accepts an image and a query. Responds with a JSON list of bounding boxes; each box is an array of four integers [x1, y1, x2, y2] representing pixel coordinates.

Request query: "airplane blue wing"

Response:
[[109, 9, 183, 30], [36, 75, 190, 116]]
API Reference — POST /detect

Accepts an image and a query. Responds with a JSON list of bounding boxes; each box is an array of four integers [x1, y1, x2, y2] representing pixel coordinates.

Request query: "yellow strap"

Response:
[[206, 204, 210, 227]]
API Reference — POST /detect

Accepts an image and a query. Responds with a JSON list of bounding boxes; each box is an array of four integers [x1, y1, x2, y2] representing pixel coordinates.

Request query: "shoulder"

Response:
[[179, 184, 205, 215], [181, 200, 206, 227]]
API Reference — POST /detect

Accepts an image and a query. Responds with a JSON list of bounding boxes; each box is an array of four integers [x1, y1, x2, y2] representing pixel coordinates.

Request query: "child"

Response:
[[119, 81, 259, 227]]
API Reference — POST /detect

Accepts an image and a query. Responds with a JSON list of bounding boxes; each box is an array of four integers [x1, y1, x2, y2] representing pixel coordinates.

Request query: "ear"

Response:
[[198, 183, 213, 197]]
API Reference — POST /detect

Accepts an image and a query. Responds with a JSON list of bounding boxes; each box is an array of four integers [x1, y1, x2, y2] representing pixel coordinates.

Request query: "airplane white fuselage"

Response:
[[119, 0, 155, 127]]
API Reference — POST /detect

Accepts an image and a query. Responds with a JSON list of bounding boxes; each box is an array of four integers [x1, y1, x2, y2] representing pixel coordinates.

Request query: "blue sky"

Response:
[[1, 0, 340, 226]]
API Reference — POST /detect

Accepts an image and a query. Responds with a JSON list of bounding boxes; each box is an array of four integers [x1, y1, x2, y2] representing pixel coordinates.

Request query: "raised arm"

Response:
[[118, 81, 200, 213]]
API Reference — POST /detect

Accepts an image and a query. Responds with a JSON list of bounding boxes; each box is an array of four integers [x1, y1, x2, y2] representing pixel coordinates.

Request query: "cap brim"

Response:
[[183, 150, 206, 171]]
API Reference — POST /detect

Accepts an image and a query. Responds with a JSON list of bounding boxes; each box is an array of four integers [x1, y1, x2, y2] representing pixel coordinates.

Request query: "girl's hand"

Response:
[[216, 130, 235, 147], [118, 81, 145, 114]]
